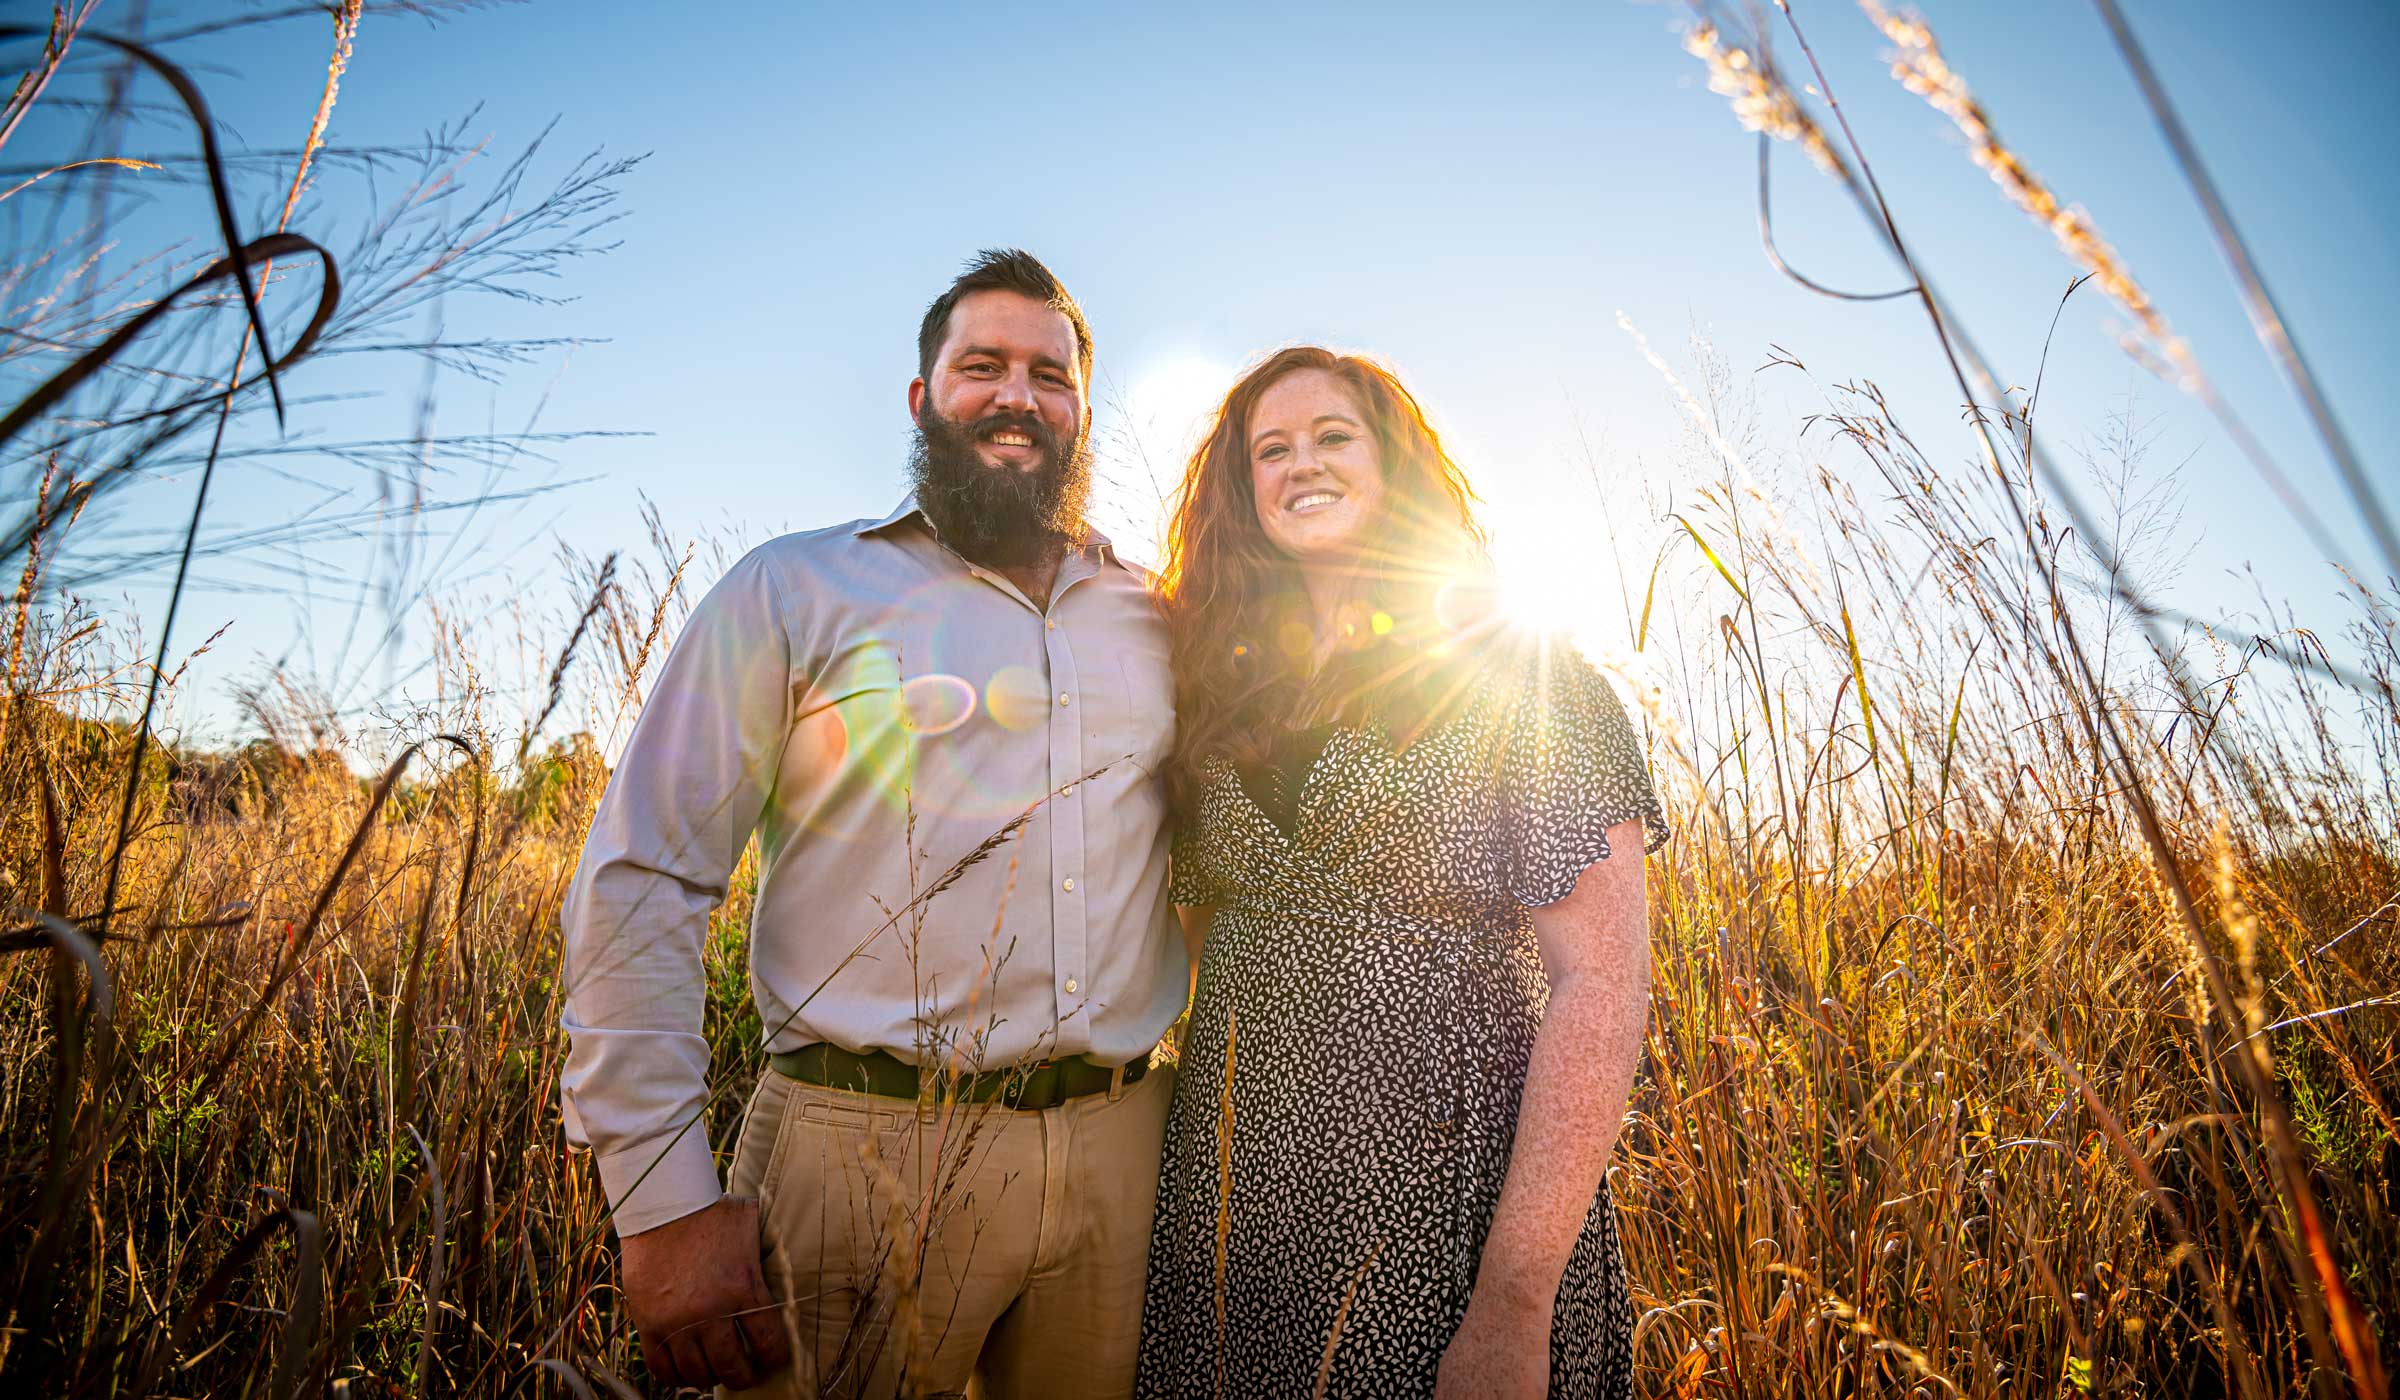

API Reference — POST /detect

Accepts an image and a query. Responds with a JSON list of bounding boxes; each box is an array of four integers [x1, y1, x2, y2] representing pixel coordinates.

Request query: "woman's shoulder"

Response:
[[1472, 625, 1672, 860], [1355, 621, 1590, 753], [1450, 623, 1612, 712]]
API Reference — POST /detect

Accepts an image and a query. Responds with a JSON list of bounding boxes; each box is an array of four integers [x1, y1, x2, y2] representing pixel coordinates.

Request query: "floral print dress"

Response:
[[1137, 634, 1670, 1399]]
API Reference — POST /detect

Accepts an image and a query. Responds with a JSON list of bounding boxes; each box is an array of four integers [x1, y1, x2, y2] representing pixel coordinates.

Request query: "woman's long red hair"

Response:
[[1155, 347, 1493, 817]]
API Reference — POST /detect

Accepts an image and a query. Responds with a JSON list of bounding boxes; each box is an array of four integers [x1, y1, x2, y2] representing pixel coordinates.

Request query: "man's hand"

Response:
[[619, 1196, 792, 1391]]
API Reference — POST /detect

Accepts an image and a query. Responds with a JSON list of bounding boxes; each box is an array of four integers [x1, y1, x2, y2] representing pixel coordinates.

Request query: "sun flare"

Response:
[[1486, 499, 1614, 640], [1122, 353, 1232, 472]]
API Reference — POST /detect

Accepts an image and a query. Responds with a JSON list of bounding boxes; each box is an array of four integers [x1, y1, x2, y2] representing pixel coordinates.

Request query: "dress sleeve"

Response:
[[1494, 636, 1670, 907]]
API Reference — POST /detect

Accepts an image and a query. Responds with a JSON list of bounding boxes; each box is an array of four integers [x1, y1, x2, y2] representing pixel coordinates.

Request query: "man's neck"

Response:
[[992, 543, 1067, 608]]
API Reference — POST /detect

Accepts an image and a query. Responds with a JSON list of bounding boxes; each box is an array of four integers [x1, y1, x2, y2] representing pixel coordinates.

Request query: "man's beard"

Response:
[[908, 402, 1093, 569]]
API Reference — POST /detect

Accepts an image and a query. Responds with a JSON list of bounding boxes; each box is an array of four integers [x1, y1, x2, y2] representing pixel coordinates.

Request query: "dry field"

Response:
[[3, 4, 2395, 1398]]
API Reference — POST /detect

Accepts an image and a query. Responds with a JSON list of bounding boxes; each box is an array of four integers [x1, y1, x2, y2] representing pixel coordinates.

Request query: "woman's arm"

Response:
[[1435, 817, 1651, 1399], [1175, 903, 1214, 999], [1172, 903, 1214, 1055]]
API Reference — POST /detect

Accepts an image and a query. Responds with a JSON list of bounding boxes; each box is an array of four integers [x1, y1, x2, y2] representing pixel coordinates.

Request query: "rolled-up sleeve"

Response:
[[560, 547, 794, 1236]]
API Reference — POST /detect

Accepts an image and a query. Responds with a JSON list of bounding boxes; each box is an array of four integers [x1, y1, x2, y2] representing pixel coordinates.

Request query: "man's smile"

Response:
[[982, 425, 1042, 463]]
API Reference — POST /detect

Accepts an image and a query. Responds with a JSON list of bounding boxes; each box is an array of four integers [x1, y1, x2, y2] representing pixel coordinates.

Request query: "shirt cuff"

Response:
[[595, 1127, 723, 1237]]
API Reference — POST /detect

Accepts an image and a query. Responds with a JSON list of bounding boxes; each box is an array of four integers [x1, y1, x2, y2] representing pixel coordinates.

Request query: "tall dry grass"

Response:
[[3, 5, 2395, 1399], [1593, 340, 2399, 1397]]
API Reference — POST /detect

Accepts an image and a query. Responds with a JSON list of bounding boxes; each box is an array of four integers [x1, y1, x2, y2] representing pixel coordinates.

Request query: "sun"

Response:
[[1486, 500, 1611, 640], [1121, 353, 1232, 473]]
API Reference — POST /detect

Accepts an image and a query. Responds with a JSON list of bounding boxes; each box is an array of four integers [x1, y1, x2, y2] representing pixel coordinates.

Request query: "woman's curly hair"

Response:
[[1153, 346, 1497, 819]]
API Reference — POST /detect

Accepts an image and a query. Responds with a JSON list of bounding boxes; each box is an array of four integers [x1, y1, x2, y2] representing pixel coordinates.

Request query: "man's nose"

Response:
[[992, 369, 1038, 412]]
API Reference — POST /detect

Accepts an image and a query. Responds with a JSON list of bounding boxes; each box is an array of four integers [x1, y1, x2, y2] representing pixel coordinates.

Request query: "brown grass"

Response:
[[6, 349, 2393, 1395]]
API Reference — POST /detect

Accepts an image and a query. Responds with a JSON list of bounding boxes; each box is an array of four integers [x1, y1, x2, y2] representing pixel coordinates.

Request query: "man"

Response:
[[560, 250, 1185, 1398]]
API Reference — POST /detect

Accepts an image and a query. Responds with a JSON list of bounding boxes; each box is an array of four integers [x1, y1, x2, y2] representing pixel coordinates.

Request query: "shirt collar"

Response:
[[853, 493, 926, 538], [854, 491, 1122, 567]]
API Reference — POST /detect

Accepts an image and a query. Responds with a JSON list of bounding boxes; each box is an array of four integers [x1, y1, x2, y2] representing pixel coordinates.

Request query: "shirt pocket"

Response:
[[1098, 648, 1175, 778]]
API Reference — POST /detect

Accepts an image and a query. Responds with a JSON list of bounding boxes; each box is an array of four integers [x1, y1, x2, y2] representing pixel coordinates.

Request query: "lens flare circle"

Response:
[[899, 672, 978, 736], [986, 664, 1050, 731]]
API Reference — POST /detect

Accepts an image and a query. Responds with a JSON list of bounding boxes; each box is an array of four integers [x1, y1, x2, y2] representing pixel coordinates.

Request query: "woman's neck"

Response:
[[1297, 559, 1374, 661]]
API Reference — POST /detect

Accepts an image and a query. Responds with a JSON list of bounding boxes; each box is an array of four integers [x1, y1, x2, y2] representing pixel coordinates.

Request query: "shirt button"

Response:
[[1058, 692, 1071, 707], [1059, 783, 1076, 798], [1046, 618, 1057, 631], [1064, 978, 1079, 995], [1062, 877, 1076, 892]]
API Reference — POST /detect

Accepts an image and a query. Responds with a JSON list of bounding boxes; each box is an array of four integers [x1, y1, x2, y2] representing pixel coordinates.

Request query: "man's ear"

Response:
[[907, 377, 927, 420]]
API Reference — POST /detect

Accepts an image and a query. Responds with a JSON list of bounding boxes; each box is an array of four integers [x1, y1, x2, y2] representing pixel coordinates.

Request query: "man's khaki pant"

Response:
[[723, 1061, 1173, 1400]]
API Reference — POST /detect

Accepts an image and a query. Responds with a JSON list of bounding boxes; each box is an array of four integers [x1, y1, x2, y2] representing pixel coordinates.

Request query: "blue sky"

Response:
[[11, 0, 2395, 745]]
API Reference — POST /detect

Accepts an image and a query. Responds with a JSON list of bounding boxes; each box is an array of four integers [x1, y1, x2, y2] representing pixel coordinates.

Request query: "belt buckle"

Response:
[[1018, 1057, 1063, 1111]]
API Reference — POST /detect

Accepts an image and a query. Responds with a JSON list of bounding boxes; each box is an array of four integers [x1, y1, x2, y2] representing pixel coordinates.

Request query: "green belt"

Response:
[[769, 1042, 1147, 1112]]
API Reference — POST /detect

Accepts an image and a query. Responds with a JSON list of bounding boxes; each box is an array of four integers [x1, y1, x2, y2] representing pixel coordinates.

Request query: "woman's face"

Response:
[[1246, 369, 1388, 565]]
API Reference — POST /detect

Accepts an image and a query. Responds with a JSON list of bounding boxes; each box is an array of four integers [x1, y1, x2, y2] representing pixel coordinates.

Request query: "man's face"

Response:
[[910, 289, 1088, 465], [906, 290, 1094, 567]]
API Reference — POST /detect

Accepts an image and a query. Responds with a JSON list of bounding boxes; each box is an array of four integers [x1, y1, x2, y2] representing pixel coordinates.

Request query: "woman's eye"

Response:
[[1319, 432, 1352, 448], [1257, 444, 1287, 462]]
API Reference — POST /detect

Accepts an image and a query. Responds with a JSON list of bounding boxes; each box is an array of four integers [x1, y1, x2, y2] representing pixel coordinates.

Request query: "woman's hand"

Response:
[[1433, 1290, 1551, 1400]]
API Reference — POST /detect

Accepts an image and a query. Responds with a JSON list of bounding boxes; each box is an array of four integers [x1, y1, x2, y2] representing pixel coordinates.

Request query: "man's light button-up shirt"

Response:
[[558, 494, 1185, 1236]]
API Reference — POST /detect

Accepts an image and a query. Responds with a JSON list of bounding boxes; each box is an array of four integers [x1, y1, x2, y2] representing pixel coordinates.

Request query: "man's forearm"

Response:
[[561, 1025, 724, 1233], [558, 547, 794, 1233], [560, 857, 729, 1233]]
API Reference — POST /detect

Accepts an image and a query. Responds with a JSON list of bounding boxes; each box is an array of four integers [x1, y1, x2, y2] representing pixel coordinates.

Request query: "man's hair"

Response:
[[916, 248, 1095, 388]]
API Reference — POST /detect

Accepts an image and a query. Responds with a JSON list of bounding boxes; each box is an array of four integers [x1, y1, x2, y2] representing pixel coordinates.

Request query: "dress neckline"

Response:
[[1234, 723, 1339, 837]]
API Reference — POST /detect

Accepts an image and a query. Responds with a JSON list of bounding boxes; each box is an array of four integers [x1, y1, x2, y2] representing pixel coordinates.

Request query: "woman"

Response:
[[1135, 348, 1667, 1399]]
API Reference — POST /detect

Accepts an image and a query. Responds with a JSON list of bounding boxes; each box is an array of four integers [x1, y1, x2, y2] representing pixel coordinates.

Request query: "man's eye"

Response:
[[962, 363, 998, 376]]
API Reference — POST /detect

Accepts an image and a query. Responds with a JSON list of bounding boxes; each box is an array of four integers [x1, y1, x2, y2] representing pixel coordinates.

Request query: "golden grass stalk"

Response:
[[1857, 2, 2180, 378], [1681, 19, 1849, 178], [0, 2, 102, 156], [1852, 0, 2355, 572], [0, 156, 160, 206], [1310, 1237, 1383, 1400]]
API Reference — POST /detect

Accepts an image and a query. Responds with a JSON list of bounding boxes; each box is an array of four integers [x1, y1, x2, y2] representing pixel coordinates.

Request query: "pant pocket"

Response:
[[727, 1073, 794, 1204], [752, 1087, 939, 1397]]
